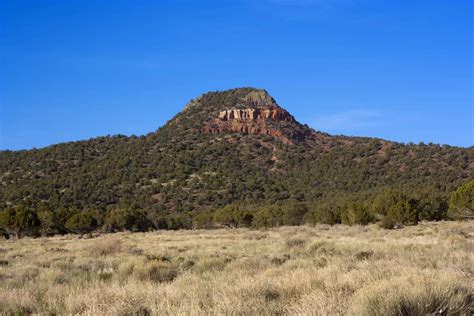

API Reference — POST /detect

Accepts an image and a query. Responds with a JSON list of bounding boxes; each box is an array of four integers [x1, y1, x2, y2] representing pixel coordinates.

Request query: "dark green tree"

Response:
[[0, 205, 40, 238], [192, 211, 214, 229], [104, 208, 151, 232], [164, 213, 192, 230], [213, 205, 253, 228], [280, 202, 308, 226], [303, 202, 343, 225], [414, 188, 449, 221], [252, 205, 283, 228], [37, 209, 56, 236], [371, 188, 407, 216], [448, 179, 474, 219], [65, 211, 98, 235]]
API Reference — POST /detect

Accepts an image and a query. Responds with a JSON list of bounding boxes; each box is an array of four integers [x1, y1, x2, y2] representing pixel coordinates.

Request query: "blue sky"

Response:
[[1, 0, 472, 150]]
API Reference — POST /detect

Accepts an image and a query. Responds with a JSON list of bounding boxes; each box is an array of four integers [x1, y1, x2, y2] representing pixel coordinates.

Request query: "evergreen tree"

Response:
[[0, 205, 40, 238], [65, 211, 98, 235], [448, 179, 474, 219]]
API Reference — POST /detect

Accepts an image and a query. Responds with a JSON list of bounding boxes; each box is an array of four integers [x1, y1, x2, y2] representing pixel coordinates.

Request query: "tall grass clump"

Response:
[[351, 273, 473, 315]]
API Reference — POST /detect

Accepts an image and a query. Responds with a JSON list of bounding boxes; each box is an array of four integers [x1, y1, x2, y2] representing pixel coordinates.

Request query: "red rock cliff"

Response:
[[217, 107, 295, 122], [203, 106, 307, 144]]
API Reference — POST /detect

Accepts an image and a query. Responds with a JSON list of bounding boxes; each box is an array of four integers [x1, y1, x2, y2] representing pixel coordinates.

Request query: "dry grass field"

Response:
[[0, 221, 472, 315]]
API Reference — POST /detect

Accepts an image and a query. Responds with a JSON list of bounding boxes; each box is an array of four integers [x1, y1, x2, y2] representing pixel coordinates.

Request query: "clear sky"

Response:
[[1, 0, 472, 150]]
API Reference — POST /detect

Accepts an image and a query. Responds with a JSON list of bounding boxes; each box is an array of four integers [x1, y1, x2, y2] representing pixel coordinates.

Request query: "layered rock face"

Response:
[[204, 107, 305, 144], [217, 107, 295, 122], [191, 88, 311, 144]]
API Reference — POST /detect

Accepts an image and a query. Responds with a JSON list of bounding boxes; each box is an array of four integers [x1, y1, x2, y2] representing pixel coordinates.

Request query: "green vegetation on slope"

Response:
[[1, 88, 473, 236]]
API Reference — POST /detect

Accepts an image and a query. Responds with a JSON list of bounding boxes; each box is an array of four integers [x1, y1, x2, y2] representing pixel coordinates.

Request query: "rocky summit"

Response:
[[0, 87, 472, 230], [180, 88, 316, 144], [201, 91, 306, 144]]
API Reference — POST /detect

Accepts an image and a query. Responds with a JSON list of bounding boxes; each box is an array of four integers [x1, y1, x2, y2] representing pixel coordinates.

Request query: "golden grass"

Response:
[[0, 221, 472, 315]]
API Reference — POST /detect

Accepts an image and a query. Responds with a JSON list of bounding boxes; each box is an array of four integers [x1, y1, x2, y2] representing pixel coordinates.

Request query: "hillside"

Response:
[[1, 88, 473, 233]]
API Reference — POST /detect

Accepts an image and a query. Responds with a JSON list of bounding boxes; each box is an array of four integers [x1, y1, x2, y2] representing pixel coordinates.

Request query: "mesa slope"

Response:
[[1, 87, 473, 226]]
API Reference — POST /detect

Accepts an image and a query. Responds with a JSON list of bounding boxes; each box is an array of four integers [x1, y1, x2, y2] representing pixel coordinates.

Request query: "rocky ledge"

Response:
[[217, 107, 295, 123], [204, 105, 307, 144]]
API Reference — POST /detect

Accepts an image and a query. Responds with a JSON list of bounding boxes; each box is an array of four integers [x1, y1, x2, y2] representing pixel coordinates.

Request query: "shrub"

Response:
[[262, 288, 281, 302], [280, 202, 308, 226], [89, 239, 122, 256], [413, 188, 449, 221], [65, 211, 98, 235], [37, 209, 56, 236], [252, 205, 282, 228], [371, 188, 407, 217], [212, 204, 253, 228], [0, 205, 40, 238], [164, 213, 192, 230], [353, 250, 374, 261], [286, 238, 306, 248], [137, 262, 179, 283], [147, 265, 178, 283], [341, 202, 373, 225], [372, 188, 420, 226], [194, 257, 230, 273], [104, 208, 151, 232], [192, 211, 214, 229], [350, 274, 473, 315], [303, 202, 342, 225], [387, 199, 419, 225], [379, 216, 396, 229], [448, 179, 474, 219]]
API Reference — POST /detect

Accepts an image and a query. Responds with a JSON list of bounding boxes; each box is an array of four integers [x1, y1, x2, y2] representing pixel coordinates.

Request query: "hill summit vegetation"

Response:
[[1, 88, 473, 237]]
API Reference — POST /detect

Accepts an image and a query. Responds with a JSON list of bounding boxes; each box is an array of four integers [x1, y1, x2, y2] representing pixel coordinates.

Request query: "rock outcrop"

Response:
[[204, 106, 307, 144], [217, 107, 295, 122], [243, 90, 277, 107], [184, 88, 312, 144]]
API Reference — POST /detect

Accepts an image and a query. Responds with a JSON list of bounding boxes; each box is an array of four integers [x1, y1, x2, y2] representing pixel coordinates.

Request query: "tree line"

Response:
[[1, 180, 472, 239]]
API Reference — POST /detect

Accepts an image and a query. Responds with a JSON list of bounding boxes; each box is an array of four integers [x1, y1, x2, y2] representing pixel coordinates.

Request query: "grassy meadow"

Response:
[[0, 221, 472, 315]]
